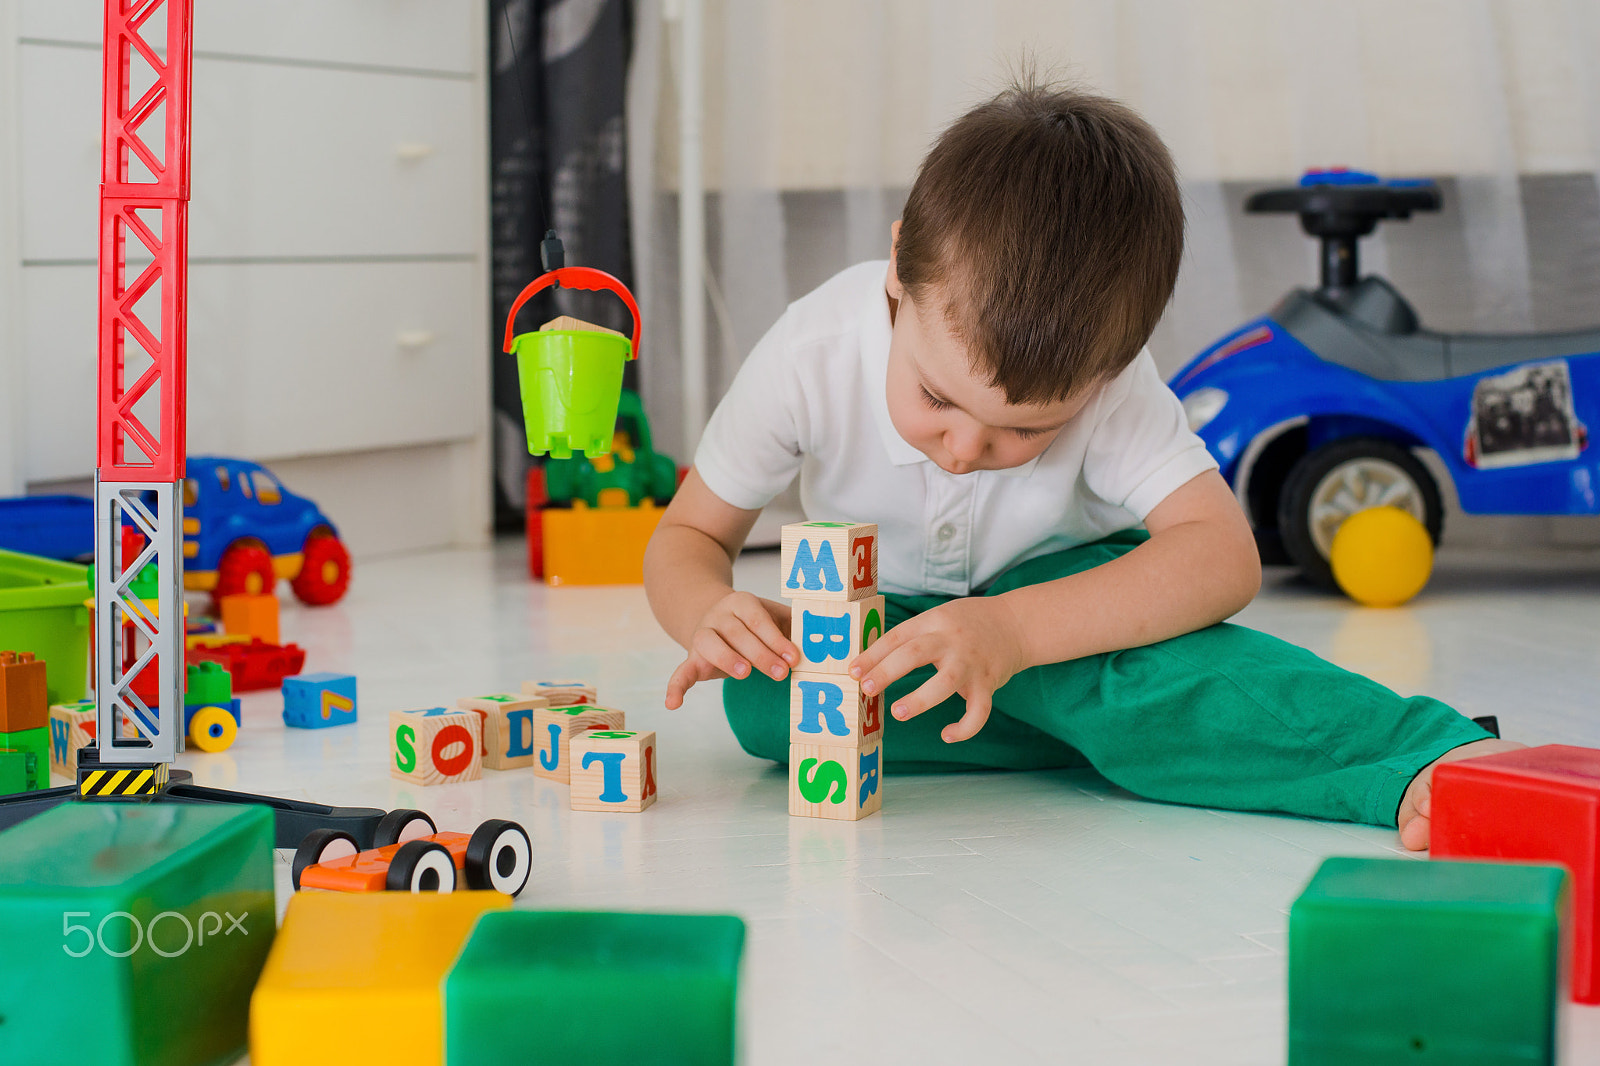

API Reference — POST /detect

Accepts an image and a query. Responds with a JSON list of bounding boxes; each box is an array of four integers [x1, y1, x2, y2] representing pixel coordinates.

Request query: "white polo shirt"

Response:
[[694, 260, 1218, 597]]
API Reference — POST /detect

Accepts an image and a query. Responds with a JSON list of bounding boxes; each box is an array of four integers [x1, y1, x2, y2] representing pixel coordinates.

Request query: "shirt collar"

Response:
[[860, 269, 1045, 479]]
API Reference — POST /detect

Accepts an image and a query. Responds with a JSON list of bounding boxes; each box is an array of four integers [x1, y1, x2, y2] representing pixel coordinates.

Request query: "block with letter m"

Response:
[[779, 521, 877, 601]]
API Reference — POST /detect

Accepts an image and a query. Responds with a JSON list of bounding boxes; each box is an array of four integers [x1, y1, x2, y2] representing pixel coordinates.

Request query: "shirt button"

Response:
[[937, 523, 956, 542]]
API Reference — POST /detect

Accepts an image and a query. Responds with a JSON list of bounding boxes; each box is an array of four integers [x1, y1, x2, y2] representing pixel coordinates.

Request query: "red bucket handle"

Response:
[[501, 266, 640, 359]]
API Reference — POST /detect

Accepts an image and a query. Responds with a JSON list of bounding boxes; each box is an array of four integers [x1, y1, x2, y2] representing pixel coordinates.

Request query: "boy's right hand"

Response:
[[665, 592, 798, 709]]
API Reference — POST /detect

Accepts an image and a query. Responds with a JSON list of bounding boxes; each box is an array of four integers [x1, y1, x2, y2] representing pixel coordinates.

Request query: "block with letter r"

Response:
[[789, 672, 882, 746], [790, 594, 885, 675], [780, 521, 877, 601]]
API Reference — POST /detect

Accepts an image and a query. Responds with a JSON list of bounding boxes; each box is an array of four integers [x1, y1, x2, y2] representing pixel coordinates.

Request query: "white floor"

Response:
[[175, 541, 1600, 1066]]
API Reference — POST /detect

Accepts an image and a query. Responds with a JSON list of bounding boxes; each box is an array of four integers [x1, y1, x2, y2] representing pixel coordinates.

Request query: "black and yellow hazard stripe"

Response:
[[78, 761, 168, 797]]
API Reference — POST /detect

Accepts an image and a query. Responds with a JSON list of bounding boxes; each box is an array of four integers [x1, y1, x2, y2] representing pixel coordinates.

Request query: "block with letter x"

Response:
[[780, 521, 877, 600]]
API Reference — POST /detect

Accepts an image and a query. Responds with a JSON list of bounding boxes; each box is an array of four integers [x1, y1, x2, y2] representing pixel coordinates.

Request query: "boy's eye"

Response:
[[919, 386, 954, 411], [1011, 425, 1048, 441]]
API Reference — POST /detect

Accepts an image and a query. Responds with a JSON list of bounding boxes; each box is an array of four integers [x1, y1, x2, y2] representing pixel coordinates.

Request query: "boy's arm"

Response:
[[644, 470, 800, 707], [850, 469, 1258, 742], [1000, 468, 1260, 667]]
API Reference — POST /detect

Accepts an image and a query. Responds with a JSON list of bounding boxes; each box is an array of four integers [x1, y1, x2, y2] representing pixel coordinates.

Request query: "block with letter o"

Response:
[[389, 707, 482, 786]]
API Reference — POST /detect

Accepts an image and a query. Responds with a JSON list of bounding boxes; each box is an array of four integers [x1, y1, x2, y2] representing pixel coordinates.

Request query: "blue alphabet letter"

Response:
[[506, 709, 535, 758], [859, 748, 880, 806], [582, 751, 628, 803], [538, 723, 561, 771], [801, 610, 851, 663], [796, 679, 850, 737], [786, 539, 844, 592]]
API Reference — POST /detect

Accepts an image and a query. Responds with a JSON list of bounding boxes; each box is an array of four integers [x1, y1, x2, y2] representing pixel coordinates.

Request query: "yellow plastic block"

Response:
[[541, 504, 666, 586], [249, 890, 511, 1066]]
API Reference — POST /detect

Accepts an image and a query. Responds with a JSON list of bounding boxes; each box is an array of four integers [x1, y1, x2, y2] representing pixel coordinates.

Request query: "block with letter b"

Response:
[[789, 672, 882, 746], [389, 707, 482, 785], [570, 730, 658, 812], [456, 693, 547, 770], [788, 740, 882, 820], [791, 595, 885, 674], [780, 521, 877, 600], [532, 705, 626, 783]]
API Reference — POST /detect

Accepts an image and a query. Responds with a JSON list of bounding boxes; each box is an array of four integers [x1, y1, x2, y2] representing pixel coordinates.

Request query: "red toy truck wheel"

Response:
[[291, 529, 351, 606], [214, 541, 276, 601]]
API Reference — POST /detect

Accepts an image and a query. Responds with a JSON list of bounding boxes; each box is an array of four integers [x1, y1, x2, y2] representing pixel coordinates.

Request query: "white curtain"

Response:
[[629, 0, 1600, 463]]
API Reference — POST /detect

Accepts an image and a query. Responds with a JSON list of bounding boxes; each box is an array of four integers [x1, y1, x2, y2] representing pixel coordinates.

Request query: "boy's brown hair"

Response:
[[896, 81, 1184, 404]]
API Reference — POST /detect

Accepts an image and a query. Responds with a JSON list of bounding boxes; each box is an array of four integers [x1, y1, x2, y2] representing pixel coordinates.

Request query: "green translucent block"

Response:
[[0, 725, 47, 789], [1290, 857, 1567, 1066], [444, 911, 745, 1066], [0, 802, 276, 1066]]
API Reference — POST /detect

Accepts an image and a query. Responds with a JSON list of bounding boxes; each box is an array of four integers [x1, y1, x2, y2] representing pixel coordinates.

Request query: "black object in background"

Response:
[[489, 0, 635, 532]]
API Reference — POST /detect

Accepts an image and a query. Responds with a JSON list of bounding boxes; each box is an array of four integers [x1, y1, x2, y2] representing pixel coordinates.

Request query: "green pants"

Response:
[[725, 531, 1490, 828]]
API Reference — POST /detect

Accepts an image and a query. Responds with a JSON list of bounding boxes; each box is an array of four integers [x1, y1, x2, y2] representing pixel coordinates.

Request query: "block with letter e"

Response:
[[790, 595, 885, 674], [389, 707, 482, 785], [788, 740, 882, 820], [570, 729, 658, 812], [789, 672, 882, 746], [780, 521, 877, 600], [456, 693, 547, 770], [532, 705, 626, 783]]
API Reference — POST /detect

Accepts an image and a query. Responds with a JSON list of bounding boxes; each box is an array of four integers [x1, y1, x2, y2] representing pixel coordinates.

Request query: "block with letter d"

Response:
[[789, 739, 882, 820], [780, 521, 877, 600], [791, 594, 885, 674], [389, 707, 482, 785], [789, 673, 882, 746], [456, 693, 547, 770], [532, 705, 626, 783], [569, 730, 658, 813]]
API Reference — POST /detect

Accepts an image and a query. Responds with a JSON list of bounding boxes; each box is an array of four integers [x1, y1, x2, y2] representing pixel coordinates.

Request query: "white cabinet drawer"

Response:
[[22, 45, 484, 261], [21, 259, 487, 480], [22, 0, 480, 76]]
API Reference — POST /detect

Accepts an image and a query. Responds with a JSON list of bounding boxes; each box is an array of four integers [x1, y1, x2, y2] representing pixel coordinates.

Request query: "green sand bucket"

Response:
[[502, 266, 641, 459]]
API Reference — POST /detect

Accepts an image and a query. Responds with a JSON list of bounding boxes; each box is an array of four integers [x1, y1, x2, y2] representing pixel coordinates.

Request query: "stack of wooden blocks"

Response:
[[782, 521, 885, 820]]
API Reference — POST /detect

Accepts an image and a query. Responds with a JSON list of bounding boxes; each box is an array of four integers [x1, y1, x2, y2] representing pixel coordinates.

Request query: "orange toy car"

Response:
[[291, 809, 531, 897]]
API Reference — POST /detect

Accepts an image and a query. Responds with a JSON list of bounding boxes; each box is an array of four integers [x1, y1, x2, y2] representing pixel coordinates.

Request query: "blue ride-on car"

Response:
[[1169, 171, 1600, 589]]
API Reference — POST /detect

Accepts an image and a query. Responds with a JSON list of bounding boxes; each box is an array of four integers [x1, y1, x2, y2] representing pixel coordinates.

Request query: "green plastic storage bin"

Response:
[[0, 547, 90, 704]]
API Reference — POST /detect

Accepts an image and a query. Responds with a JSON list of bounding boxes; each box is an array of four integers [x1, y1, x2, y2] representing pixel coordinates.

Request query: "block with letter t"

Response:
[[780, 521, 877, 600], [569, 730, 658, 812], [790, 595, 885, 674], [788, 739, 882, 820]]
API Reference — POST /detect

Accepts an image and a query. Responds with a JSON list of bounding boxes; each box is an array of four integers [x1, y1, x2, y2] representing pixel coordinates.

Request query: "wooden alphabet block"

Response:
[[520, 679, 597, 706], [456, 693, 548, 770], [219, 593, 280, 644], [780, 521, 877, 600], [389, 708, 482, 785], [0, 651, 48, 733], [570, 730, 658, 813], [790, 595, 885, 675], [47, 700, 97, 780], [789, 739, 882, 820], [789, 672, 883, 746], [540, 315, 623, 336], [532, 705, 626, 783]]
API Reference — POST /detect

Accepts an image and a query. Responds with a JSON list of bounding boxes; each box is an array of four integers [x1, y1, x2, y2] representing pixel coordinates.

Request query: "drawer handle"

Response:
[[396, 142, 436, 162], [397, 330, 436, 349]]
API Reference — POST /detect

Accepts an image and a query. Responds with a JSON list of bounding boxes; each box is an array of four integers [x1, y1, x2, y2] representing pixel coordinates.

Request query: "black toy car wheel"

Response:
[[1278, 436, 1443, 590], [373, 808, 436, 849], [463, 819, 532, 897], [386, 839, 457, 892], [291, 828, 360, 890]]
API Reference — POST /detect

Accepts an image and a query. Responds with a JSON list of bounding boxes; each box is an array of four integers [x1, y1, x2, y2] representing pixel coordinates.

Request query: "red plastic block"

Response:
[[1432, 743, 1600, 1003], [189, 638, 305, 691]]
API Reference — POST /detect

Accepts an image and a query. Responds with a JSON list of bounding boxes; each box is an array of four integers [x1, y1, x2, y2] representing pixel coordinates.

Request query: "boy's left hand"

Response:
[[849, 596, 1029, 743]]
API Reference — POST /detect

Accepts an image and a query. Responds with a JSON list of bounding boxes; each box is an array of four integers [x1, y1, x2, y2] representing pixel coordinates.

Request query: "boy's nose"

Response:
[[945, 429, 986, 464]]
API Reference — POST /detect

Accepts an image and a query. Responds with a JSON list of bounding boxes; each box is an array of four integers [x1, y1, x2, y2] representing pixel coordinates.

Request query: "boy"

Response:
[[643, 82, 1517, 850]]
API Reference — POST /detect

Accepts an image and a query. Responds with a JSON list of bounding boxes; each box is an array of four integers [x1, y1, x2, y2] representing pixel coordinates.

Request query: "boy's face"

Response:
[[883, 236, 1094, 475]]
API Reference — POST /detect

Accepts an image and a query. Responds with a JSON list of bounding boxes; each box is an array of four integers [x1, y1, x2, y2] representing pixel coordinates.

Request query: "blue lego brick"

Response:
[[281, 672, 357, 729]]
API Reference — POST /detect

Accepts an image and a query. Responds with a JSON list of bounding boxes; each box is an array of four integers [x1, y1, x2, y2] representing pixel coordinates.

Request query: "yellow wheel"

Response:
[[188, 705, 239, 753], [1329, 506, 1434, 607]]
